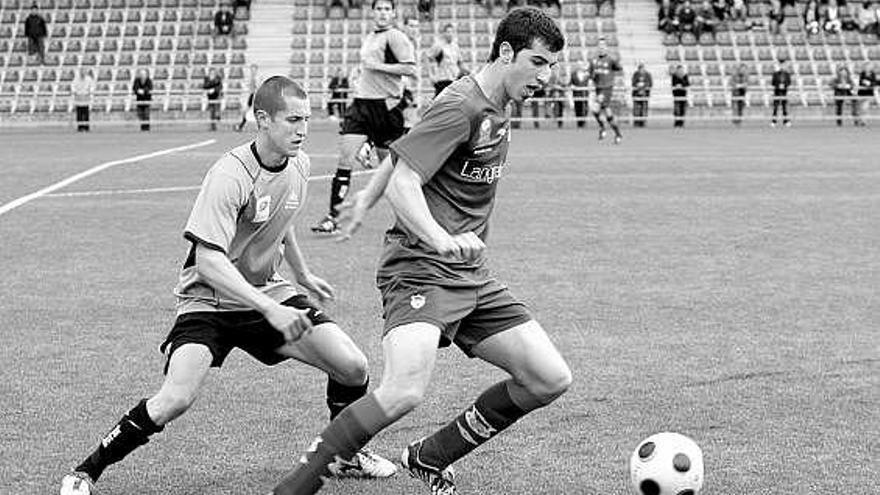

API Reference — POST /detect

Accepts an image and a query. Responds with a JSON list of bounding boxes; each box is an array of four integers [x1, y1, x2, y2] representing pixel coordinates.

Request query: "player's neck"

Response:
[[473, 63, 509, 109], [253, 137, 288, 171]]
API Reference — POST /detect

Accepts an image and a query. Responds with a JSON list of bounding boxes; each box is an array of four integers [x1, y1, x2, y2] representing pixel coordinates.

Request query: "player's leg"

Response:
[[411, 319, 571, 473], [272, 323, 444, 495], [312, 133, 368, 234], [63, 344, 213, 491], [603, 96, 622, 142]]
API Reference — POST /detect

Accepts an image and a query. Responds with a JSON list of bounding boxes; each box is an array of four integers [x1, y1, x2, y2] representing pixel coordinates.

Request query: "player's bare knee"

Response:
[[331, 352, 369, 386], [375, 382, 426, 418], [150, 390, 197, 423], [523, 363, 572, 405]]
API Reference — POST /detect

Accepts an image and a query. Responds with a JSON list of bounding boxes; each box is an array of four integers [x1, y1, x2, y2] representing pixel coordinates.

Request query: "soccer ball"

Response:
[[629, 432, 704, 495]]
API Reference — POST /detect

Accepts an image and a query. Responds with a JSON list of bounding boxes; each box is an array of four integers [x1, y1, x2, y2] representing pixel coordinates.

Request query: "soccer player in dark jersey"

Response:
[[59, 76, 396, 495], [311, 0, 417, 234], [587, 37, 623, 144], [272, 8, 570, 495], [770, 59, 792, 127]]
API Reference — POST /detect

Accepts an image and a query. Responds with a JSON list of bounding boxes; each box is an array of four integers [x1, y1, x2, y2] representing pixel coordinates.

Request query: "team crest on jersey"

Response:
[[285, 191, 300, 210], [254, 195, 271, 223], [410, 293, 426, 309], [476, 117, 492, 146]]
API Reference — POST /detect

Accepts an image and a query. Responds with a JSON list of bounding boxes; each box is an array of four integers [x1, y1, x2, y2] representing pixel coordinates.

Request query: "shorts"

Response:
[[159, 295, 333, 371], [379, 277, 532, 357], [341, 98, 406, 149], [595, 87, 614, 110]]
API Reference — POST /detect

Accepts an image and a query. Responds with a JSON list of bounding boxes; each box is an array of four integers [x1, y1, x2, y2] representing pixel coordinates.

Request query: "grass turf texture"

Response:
[[1, 125, 877, 494]]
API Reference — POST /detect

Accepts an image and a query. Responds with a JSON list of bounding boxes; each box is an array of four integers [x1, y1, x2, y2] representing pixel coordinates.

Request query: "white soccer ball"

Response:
[[629, 432, 704, 495]]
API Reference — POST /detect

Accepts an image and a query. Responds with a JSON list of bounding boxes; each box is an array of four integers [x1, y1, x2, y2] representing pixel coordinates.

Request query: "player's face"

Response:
[[443, 26, 454, 42], [372, 0, 395, 28], [504, 39, 558, 103], [265, 96, 311, 157]]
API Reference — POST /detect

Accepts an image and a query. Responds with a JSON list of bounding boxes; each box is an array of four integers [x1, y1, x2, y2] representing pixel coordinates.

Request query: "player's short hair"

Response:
[[253, 75, 307, 118], [489, 7, 564, 62], [443, 23, 454, 31], [372, 0, 395, 9]]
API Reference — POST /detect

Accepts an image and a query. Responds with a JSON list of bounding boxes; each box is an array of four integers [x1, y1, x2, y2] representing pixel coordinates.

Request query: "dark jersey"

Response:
[[857, 70, 877, 97], [587, 54, 621, 89], [381, 76, 511, 285], [771, 69, 792, 96]]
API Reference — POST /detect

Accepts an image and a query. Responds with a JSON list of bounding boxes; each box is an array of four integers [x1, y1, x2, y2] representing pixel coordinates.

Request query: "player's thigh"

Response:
[[275, 321, 367, 385], [338, 132, 369, 169], [470, 320, 572, 401], [373, 322, 443, 416], [153, 343, 214, 411]]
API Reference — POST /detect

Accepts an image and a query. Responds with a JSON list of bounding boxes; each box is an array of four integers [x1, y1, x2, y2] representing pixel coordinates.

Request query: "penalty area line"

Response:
[[42, 170, 375, 198], [0, 139, 218, 218]]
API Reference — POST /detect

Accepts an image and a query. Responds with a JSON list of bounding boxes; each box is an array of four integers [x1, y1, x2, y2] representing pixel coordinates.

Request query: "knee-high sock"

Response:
[[273, 393, 392, 495], [75, 399, 164, 481], [329, 168, 352, 217], [417, 380, 529, 470], [607, 115, 621, 136], [326, 377, 368, 420]]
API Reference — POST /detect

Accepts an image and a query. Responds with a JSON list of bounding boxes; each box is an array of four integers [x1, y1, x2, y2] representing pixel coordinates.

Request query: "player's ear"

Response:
[[254, 109, 270, 129], [499, 42, 513, 64]]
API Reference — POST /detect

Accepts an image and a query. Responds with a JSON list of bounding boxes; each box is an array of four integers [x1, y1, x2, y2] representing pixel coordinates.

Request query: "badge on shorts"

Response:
[[410, 293, 426, 309], [253, 195, 271, 223]]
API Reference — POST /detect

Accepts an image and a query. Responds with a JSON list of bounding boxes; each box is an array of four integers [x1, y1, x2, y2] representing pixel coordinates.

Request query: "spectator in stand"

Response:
[[427, 24, 464, 97], [730, 63, 749, 125], [830, 64, 857, 126], [214, 2, 235, 37], [72, 68, 96, 132], [631, 61, 653, 127], [327, 66, 350, 119], [696, 0, 719, 41], [712, 0, 729, 22], [855, 61, 877, 126], [234, 0, 251, 17], [675, 0, 698, 42], [729, 0, 747, 22], [842, 1, 861, 30], [203, 67, 223, 131], [418, 0, 434, 20], [235, 63, 259, 132], [326, 0, 350, 17], [857, 1, 880, 34], [770, 59, 793, 127], [824, 0, 843, 33], [804, 0, 822, 34], [570, 61, 590, 128], [671, 64, 690, 127], [658, 0, 677, 33], [767, 0, 786, 34], [133, 69, 153, 131], [24, 3, 47, 65]]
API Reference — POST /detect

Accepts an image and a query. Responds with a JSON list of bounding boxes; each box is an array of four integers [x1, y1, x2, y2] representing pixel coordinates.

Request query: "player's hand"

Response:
[[336, 190, 368, 242], [363, 59, 381, 71], [435, 232, 485, 262], [263, 303, 312, 343], [298, 273, 335, 303]]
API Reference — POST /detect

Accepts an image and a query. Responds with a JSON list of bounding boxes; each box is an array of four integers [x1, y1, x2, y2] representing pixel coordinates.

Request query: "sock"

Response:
[[594, 112, 605, 129], [328, 168, 351, 218], [273, 393, 391, 495], [417, 380, 528, 470], [75, 399, 164, 481], [326, 377, 368, 420], [608, 117, 621, 137]]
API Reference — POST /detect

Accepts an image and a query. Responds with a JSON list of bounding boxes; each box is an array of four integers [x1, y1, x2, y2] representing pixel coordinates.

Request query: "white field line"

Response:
[[0, 139, 217, 217], [42, 170, 374, 198]]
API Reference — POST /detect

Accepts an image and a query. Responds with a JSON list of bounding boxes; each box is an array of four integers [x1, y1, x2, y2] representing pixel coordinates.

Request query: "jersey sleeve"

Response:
[[389, 101, 470, 183], [183, 163, 249, 253], [389, 29, 416, 64]]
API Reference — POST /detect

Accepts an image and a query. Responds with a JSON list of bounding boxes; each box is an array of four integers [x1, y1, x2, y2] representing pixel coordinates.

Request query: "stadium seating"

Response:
[[0, 0, 248, 115]]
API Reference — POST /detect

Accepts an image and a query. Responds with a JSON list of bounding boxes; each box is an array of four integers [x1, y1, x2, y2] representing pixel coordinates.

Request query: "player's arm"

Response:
[[336, 154, 395, 240], [384, 159, 483, 261], [282, 227, 334, 302]]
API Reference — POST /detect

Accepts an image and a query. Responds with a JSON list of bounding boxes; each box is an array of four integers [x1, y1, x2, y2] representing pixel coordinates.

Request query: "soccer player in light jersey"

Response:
[[587, 36, 623, 144], [311, 0, 417, 234], [272, 8, 571, 495], [59, 76, 395, 495]]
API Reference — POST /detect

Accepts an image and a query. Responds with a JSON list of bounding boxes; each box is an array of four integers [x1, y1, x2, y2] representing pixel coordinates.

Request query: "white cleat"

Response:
[[60, 472, 95, 495], [327, 448, 397, 478], [401, 441, 456, 495]]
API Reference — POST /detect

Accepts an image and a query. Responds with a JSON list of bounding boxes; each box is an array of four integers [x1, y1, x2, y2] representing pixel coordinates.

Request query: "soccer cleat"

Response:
[[401, 441, 456, 495], [784, 121, 792, 127], [310, 215, 339, 235], [327, 448, 397, 478], [614, 134, 622, 145], [770, 121, 777, 127], [60, 471, 95, 495], [598, 128, 607, 141]]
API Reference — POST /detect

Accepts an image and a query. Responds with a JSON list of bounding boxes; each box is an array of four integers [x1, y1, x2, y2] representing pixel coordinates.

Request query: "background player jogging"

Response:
[[588, 36, 623, 144], [272, 7, 572, 495], [310, 0, 417, 235], [59, 76, 396, 495]]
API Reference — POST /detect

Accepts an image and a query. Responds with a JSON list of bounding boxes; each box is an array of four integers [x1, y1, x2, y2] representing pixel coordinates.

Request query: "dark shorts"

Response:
[[595, 87, 615, 110], [340, 98, 406, 149], [378, 277, 532, 357], [159, 295, 333, 371], [246, 92, 254, 107]]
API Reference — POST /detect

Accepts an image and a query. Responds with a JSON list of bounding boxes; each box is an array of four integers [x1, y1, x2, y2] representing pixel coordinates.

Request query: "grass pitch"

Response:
[[1, 123, 877, 494]]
